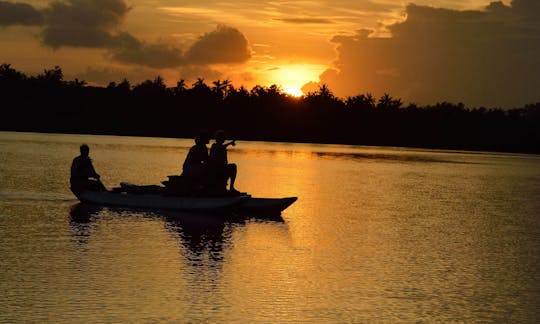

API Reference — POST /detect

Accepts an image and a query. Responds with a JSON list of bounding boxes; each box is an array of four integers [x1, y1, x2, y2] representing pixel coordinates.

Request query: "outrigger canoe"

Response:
[[75, 188, 297, 214]]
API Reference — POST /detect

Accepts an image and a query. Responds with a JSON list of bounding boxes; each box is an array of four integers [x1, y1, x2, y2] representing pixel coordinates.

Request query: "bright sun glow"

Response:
[[269, 64, 326, 97], [283, 86, 304, 97]]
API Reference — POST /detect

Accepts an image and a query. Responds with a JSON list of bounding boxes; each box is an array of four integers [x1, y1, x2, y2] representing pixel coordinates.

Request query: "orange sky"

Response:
[[1, 0, 538, 107]]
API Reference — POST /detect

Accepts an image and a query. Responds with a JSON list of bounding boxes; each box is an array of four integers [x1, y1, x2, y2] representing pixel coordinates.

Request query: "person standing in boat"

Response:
[[209, 130, 240, 194], [182, 131, 211, 190], [70, 144, 106, 194]]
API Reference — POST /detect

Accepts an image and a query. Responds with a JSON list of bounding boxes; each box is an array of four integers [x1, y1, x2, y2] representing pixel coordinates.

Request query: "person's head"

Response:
[[80, 144, 90, 157], [214, 130, 226, 144], [195, 130, 209, 145]]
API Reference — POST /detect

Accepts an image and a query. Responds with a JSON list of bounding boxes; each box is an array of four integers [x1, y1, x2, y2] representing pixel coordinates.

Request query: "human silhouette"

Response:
[[210, 130, 240, 194], [70, 144, 106, 194], [181, 131, 211, 192]]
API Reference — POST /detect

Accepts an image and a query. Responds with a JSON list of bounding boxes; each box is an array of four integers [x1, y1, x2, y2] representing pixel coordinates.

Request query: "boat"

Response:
[[74, 182, 297, 214], [75, 190, 249, 212], [238, 196, 297, 215]]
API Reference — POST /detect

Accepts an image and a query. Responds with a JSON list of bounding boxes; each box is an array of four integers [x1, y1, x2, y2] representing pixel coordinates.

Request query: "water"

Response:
[[1, 131, 539, 322]]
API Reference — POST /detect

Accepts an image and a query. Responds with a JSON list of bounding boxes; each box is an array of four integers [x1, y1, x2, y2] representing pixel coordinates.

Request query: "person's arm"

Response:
[[70, 158, 80, 178], [224, 140, 236, 148], [88, 159, 100, 179]]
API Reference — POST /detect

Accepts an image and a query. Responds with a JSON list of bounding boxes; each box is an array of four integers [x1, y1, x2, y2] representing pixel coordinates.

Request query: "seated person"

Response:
[[209, 130, 240, 194], [70, 144, 106, 194], [181, 131, 210, 192]]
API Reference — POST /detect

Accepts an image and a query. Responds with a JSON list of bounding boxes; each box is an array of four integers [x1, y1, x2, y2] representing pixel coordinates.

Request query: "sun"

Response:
[[269, 63, 326, 97], [283, 86, 304, 97]]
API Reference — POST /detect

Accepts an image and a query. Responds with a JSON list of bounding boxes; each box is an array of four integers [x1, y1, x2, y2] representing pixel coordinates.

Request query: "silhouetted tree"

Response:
[[211, 79, 231, 100], [0, 63, 538, 153], [346, 93, 375, 111], [36, 66, 63, 84], [133, 76, 168, 98], [173, 79, 187, 97], [304, 84, 343, 110], [377, 93, 402, 110], [0, 63, 26, 82]]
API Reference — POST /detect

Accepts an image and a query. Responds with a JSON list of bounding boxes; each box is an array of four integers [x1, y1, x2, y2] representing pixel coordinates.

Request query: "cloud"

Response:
[[184, 25, 251, 65], [0, 1, 43, 26], [317, 0, 540, 107], [109, 32, 184, 68], [274, 17, 333, 24], [41, 0, 129, 48], [1, 1, 251, 68], [111, 25, 251, 68], [24, 0, 184, 68]]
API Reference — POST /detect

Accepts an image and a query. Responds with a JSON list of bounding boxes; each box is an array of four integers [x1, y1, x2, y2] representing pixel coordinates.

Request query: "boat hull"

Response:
[[75, 191, 297, 214], [240, 197, 298, 214], [76, 191, 248, 212]]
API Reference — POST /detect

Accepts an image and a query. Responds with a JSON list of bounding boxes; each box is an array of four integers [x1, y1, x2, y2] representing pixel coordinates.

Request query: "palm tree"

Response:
[[174, 79, 186, 96], [211, 79, 231, 99], [377, 93, 402, 110], [346, 93, 375, 110]]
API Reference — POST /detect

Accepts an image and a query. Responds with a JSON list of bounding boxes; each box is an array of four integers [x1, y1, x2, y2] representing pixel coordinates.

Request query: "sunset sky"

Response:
[[1, 0, 538, 107]]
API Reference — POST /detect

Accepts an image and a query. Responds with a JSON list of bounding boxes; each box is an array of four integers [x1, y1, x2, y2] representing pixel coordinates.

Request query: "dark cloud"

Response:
[[41, 0, 129, 48], [184, 25, 251, 65], [110, 24, 251, 68], [109, 32, 184, 68], [1, 1, 251, 68], [510, 0, 540, 19], [42, 27, 116, 47], [0, 1, 43, 26], [38, 0, 186, 67], [317, 0, 540, 107], [275, 18, 333, 24]]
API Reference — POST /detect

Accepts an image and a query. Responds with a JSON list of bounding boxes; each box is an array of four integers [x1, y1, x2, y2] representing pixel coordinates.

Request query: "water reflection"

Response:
[[311, 150, 477, 164], [69, 203, 103, 244], [68, 203, 284, 266], [233, 144, 479, 164], [164, 215, 238, 265]]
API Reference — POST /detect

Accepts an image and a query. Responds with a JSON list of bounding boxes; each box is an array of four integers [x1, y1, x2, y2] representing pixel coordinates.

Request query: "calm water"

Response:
[[1, 131, 539, 322]]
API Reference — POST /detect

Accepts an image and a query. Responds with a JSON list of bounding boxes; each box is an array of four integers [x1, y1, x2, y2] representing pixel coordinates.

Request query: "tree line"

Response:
[[1, 63, 539, 153]]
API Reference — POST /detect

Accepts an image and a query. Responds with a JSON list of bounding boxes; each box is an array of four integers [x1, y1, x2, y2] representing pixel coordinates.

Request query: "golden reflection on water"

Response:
[[1, 132, 539, 322], [65, 207, 188, 320]]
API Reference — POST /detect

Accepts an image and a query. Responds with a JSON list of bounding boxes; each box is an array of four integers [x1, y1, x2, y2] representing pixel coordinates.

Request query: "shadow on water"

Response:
[[312, 151, 480, 164], [235, 145, 481, 164], [69, 203, 104, 244], [69, 202, 103, 222], [164, 210, 284, 267], [164, 214, 237, 264], [69, 202, 284, 263]]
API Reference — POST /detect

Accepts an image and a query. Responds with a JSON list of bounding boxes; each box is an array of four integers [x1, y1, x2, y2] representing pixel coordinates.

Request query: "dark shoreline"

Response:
[[2, 64, 539, 155], [2, 129, 539, 156]]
